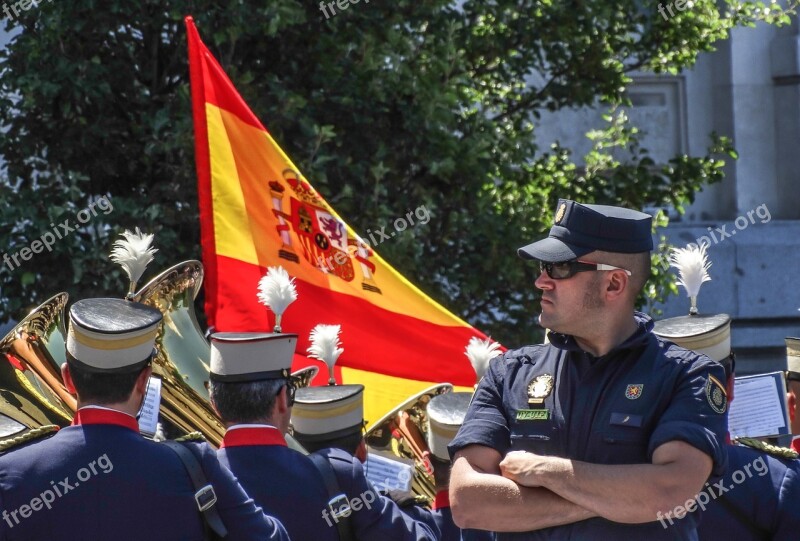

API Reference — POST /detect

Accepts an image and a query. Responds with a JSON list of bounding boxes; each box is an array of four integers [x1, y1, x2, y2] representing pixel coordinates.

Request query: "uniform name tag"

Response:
[[516, 409, 550, 421]]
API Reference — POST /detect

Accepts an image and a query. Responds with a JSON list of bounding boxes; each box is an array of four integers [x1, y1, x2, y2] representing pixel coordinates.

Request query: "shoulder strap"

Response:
[[161, 440, 228, 540], [308, 452, 355, 541]]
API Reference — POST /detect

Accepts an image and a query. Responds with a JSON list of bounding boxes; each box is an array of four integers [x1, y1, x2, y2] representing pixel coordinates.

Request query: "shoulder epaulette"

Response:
[[174, 431, 205, 443], [0, 425, 59, 452], [735, 437, 799, 459]]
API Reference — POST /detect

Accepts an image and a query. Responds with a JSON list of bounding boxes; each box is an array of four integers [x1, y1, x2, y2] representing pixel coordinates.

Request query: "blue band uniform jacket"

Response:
[[216, 425, 339, 541], [697, 444, 800, 541], [0, 407, 288, 541]]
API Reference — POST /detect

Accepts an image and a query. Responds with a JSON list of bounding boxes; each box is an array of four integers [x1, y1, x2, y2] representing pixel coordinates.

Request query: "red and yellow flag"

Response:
[[186, 17, 496, 423]]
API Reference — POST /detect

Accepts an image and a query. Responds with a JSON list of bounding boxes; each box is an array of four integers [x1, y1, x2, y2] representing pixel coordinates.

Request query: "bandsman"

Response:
[[292, 384, 439, 540], [208, 331, 339, 541], [404, 391, 493, 541], [784, 337, 800, 453], [0, 298, 288, 541], [655, 313, 800, 540]]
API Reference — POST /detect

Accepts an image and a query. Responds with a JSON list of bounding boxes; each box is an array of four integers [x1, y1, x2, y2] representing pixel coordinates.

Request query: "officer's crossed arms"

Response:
[[451, 438, 712, 530]]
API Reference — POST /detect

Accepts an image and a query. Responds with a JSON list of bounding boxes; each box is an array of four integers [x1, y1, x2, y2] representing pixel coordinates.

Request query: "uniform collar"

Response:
[[221, 425, 287, 448], [548, 311, 653, 355], [792, 437, 800, 454], [72, 406, 139, 432], [432, 489, 450, 510]]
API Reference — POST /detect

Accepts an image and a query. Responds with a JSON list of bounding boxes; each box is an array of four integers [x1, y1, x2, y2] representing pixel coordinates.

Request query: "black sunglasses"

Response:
[[539, 260, 632, 280]]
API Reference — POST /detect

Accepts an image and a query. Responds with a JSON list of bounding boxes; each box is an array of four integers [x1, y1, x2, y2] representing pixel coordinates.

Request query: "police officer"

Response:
[[291, 385, 439, 540], [784, 338, 800, 453], [403, 392, 493, 541], [656, 315, 800, 540], [208, 331, 338, 541], [448, 199, 728, 539], [0, 298, 288, 541]]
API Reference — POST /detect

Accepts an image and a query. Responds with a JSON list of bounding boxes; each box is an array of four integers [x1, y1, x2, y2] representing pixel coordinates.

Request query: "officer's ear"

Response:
[[603, 269, 629, 302], [788, 391, 797, 423]]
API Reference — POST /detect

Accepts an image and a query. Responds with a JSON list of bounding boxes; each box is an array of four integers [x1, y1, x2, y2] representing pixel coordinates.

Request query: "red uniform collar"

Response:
[[72, 407, 139, 432], [221, 426, 287, 448], [792, 438, 800, 454], [432, 489, 450, 510]]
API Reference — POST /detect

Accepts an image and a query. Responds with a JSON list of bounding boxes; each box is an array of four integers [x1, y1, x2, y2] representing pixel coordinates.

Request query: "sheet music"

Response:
[[364, 451, 414, 497], [729, 372, 788, 439], [138, 376, 162, 438]]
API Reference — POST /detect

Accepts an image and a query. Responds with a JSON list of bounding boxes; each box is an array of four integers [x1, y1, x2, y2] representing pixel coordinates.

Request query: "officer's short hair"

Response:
[[209, 379, 285, 424], [591, 250, 651, 298], [295, 431, 363, 456], [66, 356, 147, 404]]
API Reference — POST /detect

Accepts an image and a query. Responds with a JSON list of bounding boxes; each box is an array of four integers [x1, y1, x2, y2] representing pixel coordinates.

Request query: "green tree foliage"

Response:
[[0, 0, 793, 345]]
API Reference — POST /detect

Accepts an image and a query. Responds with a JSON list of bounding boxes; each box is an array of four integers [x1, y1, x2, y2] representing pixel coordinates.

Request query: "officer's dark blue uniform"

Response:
[[316, 447, 439, 541], [696, 443, 800, 541], [449, 313, 728, 540], [0, 407, 288, 541], [217, 424, 338, 541]]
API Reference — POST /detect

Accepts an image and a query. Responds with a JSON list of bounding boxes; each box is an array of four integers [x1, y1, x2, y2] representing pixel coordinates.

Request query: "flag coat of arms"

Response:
[[185, 17, 498, 423]]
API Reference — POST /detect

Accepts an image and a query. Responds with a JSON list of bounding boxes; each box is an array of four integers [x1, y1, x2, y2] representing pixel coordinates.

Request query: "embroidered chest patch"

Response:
[[625, 384, 643, 400]]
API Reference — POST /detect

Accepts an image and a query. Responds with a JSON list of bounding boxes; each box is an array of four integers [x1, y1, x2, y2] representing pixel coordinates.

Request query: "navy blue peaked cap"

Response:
[[518, 199, 653, 262]]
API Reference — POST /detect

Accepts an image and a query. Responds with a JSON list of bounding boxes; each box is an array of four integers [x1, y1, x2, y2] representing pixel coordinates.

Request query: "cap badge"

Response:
[[706, 374, 727, 414], [554, 203, 567, 225], [527, 374, 554, 405], [625, 384, 643, 400]]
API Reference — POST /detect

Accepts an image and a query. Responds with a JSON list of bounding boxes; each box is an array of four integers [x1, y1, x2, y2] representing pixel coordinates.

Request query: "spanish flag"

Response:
[[186, 17, 494, 423]]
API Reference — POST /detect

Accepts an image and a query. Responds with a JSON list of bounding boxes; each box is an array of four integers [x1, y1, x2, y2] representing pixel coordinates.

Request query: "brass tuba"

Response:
[[365, 383, 453, 505], [0, 293, 75, 439], [132, 260, 227, 445]]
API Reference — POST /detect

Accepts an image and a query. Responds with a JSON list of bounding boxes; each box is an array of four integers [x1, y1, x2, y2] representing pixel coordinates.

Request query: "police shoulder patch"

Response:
[[705, 374, 727, 414], [735, 437, 799, 460], [0, 425, 59, 453]]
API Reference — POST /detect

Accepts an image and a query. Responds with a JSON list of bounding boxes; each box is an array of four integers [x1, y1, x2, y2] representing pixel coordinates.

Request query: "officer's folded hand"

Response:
[[499, 450, 555, 488]]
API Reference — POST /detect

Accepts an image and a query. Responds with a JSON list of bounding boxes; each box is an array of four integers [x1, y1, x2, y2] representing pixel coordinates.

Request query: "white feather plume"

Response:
[[307, 324, 343, 384], [465, 337, 502, 382], [669, 243, 712, 298], [109, 227, 157, 286], [257, 266, 298, 316]]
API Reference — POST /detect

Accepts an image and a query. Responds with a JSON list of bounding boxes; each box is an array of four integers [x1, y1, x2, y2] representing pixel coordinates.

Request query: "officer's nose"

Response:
[[535, 269, 554, 291]]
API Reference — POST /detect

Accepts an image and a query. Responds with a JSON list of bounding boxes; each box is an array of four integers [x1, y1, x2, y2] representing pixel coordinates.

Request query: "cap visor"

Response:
[[517, 237, 592, 262]]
